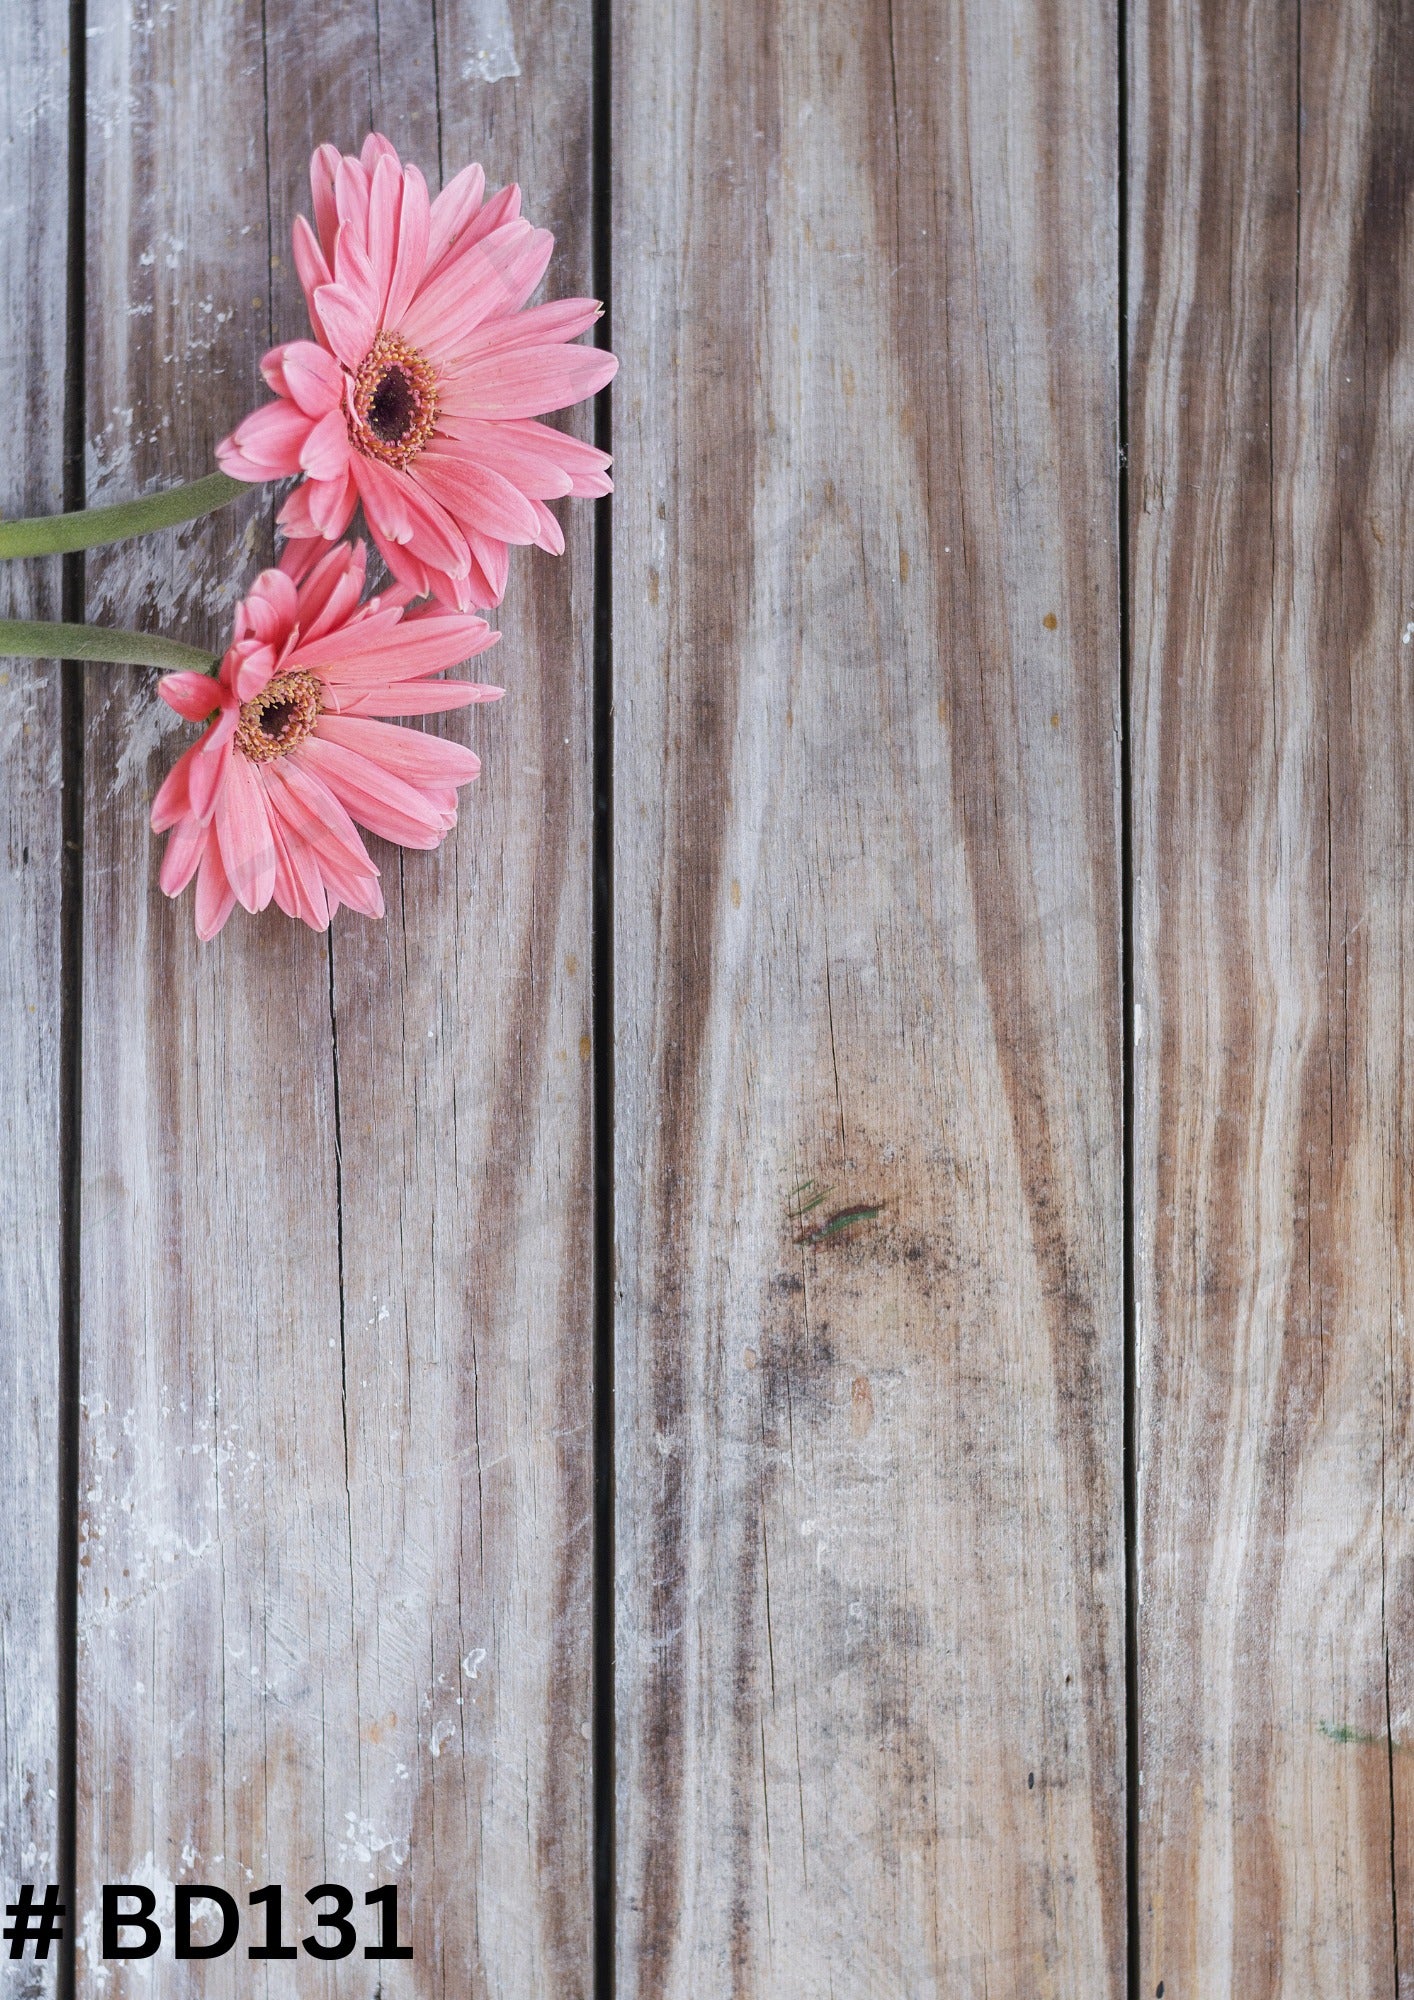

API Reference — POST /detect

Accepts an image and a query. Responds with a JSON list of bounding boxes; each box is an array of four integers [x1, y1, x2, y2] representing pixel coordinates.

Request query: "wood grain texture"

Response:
[[1131, 0, 1414, 1990], [77, 7, 350, 1989], [308, 0, 599, 1985], [611, 0, 1125, 1991], [0, 3, 70, 1988], [75, 0, 594, 1990]]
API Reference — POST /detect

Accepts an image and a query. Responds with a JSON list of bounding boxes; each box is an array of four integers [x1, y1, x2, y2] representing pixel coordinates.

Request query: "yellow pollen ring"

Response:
[[349, 332, 439, 469], [235, 670, 324, 763]]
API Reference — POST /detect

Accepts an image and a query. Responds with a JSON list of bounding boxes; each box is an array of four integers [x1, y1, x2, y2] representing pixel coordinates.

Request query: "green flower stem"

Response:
[[0, 620, 217, 673], [0, 470, 246, 560]]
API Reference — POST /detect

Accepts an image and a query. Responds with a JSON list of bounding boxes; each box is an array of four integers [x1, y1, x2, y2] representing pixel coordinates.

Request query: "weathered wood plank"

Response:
[[0, 2, 71, 1984], [76, 2, 594, 1992], [314, 0, 598, 1986], [77, 6, 350, 1990], [612, 0, 1125, 1991], [1131, 0, 1414, 1989]]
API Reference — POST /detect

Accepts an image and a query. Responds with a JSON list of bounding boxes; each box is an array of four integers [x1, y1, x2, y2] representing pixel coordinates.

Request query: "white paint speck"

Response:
[[461, 0, 520, 81]]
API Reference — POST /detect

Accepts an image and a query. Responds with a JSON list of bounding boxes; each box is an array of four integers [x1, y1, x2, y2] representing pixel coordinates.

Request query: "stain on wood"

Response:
[[0, 3, 69, 1978], [1131, 0, 1414, 1990], [612, 0, 1125, 1991]]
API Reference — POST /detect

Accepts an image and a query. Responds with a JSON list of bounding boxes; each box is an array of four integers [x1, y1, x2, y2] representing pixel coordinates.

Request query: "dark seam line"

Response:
[[590, 0, 615, 1982], [429, 0, 445, 186], [258, 0, 275, 362], [1393, 1545, 1404, 1991], [1116, 3, 1140, 1998], [56, 0, 88, 1991]]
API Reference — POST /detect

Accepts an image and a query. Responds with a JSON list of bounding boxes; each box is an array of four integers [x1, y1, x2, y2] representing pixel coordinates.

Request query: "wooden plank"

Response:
[[1131, 0, 1413, 1989], [0, 0, 71, 1982], [76, 2, 594, 1993], [76, 5, 350, 1988], [315, 0, 598, 1985], [612, 0, 1125, 1991]]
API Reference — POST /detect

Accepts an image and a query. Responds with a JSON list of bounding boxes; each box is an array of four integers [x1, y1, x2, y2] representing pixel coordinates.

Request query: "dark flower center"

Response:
[[367, 366, 418, 444], [350, 333, 439, 469], [259, 697, 298, 737], [235, 670, 323, 763]]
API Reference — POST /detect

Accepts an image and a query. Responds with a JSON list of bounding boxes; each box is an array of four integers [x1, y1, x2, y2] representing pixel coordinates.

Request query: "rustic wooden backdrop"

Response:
[[0, 0, 1409, 1994]]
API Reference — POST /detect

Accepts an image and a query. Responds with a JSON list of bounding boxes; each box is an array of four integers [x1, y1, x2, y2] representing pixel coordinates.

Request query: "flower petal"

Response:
[[439, 343, 618, 420], [426, 162, 486, 270], [300, 607, 494, 680], [413, 548, 502, 612], [263, 759, 385, 915], [151, 743, 199, 830], [248, 567, 300, 633], [313, 281, 377, 370], [528, 497, 565, 554], [279, 467, 358, 544], [239, 598, 283, 648], [159, 671, 222, 721], [278, 536, 328, 585], [194, 829, 237, 941], [384, 163, 431, 328], [159, 813, 208, 897], [298, 735, 456, 848], [232, 641, 279, 703], [292, 213, 334, 343], [276, 483, 323, 541], [215, 755, 278, 912], [216, 398, 314, 479], [188, 730, 233, 823], [465, 531, 510, 605], [409, 444, 541, 543], [266, 802, 329, 929], [457, 296, 602, 362], [297, 540, 368, 640], [447, 180, 520, 258], [332, 677, 503, 717], [398, 220, 542, 357], [312, 469, 360, 540], [352, 455, 470, 578], [280, 339, 344, 417], [314, 713, 484, 789], [434, 421, 567, 496], [432, 413, 613, 496], [361, 131, 399, 175], [374, 534, 435, 603], [260, 343, 293, 398], [288, 604, 402, 669], [310, 143, 343, 264], [366, 153, 400, 306], [300, 406, 351, 481], [334, 154, 371, 252], [333, 215, 381, 320]]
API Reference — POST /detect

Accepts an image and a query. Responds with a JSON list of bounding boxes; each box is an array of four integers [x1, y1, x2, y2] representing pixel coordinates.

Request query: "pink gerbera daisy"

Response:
[[151, 537, 502, 940], [217, 133, 617, 610]]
